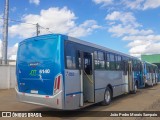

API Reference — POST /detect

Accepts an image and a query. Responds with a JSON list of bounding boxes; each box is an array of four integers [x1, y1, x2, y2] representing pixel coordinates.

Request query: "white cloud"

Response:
[[0, 40, 18, 60], [123, 35, 160, 41], [143, 0, 160, 10], [93, 0, 160, 10], [92, 0, 113, 6], [29, 0, 40, 5], [106, 11, 141, 27], [92, 0, 160, 57], [127, 40, 147, 47], [106, 11, 152, 37], [129, 41, 160, 57], [122, 0, 144, 10], [106, 11, 160, 57], [122, 0, 160, 10], [9, 7, 101, 38], [108, 24, 153, 37], [123, 35, 160, 57], [144, 42, 160, 54], [69, 20, 101, 37], [8, 43, 18, 60], [129, 44, 148, 54], [106, 11, 121, 20], [7, 7, 101, 60]]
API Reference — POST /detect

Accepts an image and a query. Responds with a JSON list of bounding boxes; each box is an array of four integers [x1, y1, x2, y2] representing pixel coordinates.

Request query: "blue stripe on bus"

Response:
[[66, 83, 128, 95], [66, 91, 82, 96], [95, 83, 128, 91]]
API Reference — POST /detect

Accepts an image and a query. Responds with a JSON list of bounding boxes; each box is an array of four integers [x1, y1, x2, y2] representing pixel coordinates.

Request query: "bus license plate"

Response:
[[31, 90, 38, 94]]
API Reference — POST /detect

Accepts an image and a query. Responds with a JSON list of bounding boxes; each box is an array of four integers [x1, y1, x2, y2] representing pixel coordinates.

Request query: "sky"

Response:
[[0, 0, 160, 60]]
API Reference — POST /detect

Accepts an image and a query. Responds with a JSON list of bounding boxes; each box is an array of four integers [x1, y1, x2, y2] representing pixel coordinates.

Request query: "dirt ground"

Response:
[[0, 84, 160, 120]]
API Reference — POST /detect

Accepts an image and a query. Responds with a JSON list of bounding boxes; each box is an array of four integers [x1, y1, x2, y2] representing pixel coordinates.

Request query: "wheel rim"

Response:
[[105, 90, 110, 103]]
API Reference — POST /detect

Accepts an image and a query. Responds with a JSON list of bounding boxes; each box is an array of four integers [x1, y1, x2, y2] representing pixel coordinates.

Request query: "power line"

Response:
[[0, 17, 36, 25], [39, 25, 54, 34], [0, 17, 54, 34]]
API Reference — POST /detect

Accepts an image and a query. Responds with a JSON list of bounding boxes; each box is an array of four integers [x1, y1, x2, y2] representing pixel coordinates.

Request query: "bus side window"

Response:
[[106, 53, 110, 70], [94, 51, 99, 69], [117, 55, 122, 70], [132, 60, 137, 71], [115, 55, 118, 70], [137, 62, 141, 72], [110, 53, 115, 70], [115, 55, 121, 70], [98, 51, 105, 69], [65, 43, 76, 69], [121, 56, 125, 71], [94, 51, 105, 69], [123, 61, 128, 75]]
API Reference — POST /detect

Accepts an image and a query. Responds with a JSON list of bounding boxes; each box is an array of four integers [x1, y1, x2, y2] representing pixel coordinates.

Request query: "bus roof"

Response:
[[142, 61, 158, 67], [67, 35, 139, 60], [19, 34, 140, 60]]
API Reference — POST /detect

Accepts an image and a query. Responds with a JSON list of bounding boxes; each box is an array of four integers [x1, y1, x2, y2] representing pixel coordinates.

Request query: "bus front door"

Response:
[[140, 62, 145, 88], [128, 61, 136, 92], [78, 51, 94, 107], [124, 61, 134, 93]]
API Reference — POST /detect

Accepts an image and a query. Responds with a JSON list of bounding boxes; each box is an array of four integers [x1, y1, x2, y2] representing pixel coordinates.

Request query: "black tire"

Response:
[[101, 87, 112, 105]]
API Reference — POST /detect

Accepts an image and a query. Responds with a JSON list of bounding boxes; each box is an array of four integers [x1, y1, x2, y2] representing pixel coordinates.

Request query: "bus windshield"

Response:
[[18, 39, 57, 62]]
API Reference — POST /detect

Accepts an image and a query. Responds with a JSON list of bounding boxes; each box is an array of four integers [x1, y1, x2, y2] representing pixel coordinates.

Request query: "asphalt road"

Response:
[[0, 84, 160, 120]]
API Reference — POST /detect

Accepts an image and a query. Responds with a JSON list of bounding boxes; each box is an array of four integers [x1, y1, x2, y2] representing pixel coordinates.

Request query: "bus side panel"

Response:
[[152, 73, 156, 84], [94, 70, 124, 103], [133, 71, 139, 87], [145, 73, 152, 86], [64, 69, 81, 110]]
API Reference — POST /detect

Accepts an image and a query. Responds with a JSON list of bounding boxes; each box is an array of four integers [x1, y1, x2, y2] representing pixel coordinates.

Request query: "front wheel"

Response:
[[101, 87, 112, 105]]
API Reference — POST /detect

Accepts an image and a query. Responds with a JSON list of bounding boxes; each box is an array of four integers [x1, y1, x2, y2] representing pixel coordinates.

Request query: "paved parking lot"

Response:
[[0, 84, 160, 120]]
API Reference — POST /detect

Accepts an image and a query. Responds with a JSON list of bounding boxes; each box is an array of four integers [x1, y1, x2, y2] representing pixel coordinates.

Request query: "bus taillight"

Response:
[[54, 75, 61, 93]]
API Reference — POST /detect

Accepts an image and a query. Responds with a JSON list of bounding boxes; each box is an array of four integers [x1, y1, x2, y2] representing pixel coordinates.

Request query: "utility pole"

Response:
[[36, 23, 40, 36], [2, 0, 9, 65]]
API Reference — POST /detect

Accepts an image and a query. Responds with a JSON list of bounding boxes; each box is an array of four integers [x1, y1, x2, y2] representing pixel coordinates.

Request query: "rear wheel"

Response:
[[101, 87, 112, 105]]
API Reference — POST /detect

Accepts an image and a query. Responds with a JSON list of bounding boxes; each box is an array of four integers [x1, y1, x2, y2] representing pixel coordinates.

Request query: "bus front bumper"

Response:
[[15, 87, 63, 109]]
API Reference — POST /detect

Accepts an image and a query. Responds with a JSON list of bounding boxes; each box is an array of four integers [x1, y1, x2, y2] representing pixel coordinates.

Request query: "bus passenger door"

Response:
[[128, 61, 134, 92], [124, 61, 135, 93], [123, 60, 129, 93], [141, 62, 145, 87], [78, 51, 94, 107]]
